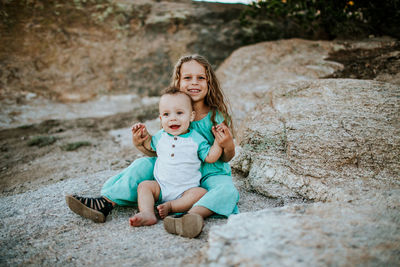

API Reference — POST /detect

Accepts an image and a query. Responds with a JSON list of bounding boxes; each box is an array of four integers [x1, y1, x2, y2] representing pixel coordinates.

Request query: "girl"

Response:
[[66, 54, 239, 237]]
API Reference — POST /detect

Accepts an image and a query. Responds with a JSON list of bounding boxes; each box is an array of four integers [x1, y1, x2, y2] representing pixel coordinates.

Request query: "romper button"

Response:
[[172, 144, 175, 148], [171, 153, 174, 157], [174, 137, 177, 140]]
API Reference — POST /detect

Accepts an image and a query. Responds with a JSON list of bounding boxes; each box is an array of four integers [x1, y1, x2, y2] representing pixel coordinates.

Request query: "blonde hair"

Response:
[[171, 54, 233, 133]]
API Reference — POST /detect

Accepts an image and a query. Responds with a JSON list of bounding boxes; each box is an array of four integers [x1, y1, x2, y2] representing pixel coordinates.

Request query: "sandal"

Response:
[[163, 213, 204, 238], [65, 195, 113, 223]]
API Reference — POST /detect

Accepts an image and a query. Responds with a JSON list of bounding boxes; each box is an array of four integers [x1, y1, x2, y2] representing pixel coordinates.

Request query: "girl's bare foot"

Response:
[[129, 212, 157, 227], [157, 202, 172, 219]]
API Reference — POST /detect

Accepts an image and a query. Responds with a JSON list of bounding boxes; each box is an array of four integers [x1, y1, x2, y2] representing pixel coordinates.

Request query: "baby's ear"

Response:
[[190, 111, 195, 122]]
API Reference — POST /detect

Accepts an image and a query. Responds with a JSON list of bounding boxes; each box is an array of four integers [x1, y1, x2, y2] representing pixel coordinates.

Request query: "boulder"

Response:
[[216, 39, 344, 125], [231, 79, 400, 202], [205, 39, 400, 266], [204, 190, 400, 266], [216, 38, 399, 127]]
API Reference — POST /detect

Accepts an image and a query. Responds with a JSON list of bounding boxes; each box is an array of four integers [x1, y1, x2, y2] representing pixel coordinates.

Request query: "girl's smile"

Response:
[[179, 60, 208, 103]]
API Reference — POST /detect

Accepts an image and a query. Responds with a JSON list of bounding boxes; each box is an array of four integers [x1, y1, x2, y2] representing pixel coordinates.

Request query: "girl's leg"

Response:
[[129, 181, 160, 227], [101, 157, 156, 206], [66, 157, 156, 223], [157, 187, 207, 219], [190, 174, 240, 218]]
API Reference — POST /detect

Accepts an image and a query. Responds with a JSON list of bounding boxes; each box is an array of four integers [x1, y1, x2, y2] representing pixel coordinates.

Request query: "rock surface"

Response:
[[216, 39, 344, 124], [197, 39, 400, 266], [216, 38, 398, 127], [231, 79, 400, 202], [204, 191, 400, 266], [0, 0, 246, 104]]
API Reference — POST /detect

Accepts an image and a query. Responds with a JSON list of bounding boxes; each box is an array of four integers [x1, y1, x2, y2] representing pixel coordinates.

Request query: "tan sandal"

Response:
[[65, 195, 113, 223], [163, 213, 204, 238]]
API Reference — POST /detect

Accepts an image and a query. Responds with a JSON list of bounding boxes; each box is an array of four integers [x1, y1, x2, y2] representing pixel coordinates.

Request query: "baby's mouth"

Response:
[[169, 124, 180, 130]]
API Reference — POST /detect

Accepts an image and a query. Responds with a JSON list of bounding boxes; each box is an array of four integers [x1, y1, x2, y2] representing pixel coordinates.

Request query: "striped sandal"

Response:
[[65, 195, 113, 223]]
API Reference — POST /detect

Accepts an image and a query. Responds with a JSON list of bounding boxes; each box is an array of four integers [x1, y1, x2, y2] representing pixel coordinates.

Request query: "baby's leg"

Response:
[[157, 187, 207, 219], [129, 181, 160, 227]]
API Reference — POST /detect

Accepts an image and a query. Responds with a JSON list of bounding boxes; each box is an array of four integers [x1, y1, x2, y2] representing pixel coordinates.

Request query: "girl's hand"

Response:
[[131, 123, 149, 147], [212, 123, 233, 149], [212, 122, 235, 162]]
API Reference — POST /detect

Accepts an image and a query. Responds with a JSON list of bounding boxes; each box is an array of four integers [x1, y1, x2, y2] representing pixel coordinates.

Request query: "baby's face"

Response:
[[159, 93, 194, 136]]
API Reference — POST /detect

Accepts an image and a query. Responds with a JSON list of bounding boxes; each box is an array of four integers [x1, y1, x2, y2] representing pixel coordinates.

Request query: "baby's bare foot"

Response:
[[129, 212, 157, 227], [157, 202, 172, 219]]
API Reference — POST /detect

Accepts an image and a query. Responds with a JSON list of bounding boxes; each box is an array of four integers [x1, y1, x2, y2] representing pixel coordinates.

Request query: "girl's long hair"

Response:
[[171, 54, 234, 134]]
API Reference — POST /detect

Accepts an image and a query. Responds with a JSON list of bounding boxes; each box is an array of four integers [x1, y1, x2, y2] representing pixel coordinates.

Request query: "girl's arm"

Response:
[[132, 123, 157, 157], [205, 140, 223, 163], [212, 123, 235, 162]]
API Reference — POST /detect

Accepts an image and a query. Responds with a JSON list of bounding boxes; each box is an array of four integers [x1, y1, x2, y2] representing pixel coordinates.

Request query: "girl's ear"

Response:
[[190, 111, 195, 122]]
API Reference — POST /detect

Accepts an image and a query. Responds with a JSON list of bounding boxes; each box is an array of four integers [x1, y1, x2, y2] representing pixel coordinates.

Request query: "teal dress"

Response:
[[101, 111, 240, 217]]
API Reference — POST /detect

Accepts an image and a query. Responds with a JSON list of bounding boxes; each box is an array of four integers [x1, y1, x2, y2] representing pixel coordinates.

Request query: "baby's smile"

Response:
[[169, 124, 181, 130]]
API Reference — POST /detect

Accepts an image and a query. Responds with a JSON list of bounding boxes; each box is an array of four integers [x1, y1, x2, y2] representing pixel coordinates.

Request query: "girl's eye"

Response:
[[199, 76, 206, 80], [183, 76, 191, 80]]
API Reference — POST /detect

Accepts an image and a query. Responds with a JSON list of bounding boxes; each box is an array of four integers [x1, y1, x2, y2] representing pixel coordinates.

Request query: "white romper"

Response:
[[151, 129, 210, 202]]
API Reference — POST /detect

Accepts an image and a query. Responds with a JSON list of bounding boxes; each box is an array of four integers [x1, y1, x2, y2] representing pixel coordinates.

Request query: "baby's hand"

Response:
[[212, 122, 233, 149], [131, 123, 149, 147]]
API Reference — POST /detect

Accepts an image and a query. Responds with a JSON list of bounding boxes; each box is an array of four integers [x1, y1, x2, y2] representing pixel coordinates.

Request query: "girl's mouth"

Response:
[[170, 125, 180, 130], [188, 89, 200, 93]]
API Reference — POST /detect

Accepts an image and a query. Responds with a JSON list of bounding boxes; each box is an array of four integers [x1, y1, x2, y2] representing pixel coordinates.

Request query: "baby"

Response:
[[129, 88, 222, 229]]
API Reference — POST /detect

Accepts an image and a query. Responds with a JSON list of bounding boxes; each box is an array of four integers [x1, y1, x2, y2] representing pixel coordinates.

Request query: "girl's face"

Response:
[[179, 60, 208, 103]]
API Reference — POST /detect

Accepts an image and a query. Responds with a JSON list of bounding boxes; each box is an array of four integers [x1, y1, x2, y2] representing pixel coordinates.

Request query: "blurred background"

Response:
[[1, 0, 398, 109]]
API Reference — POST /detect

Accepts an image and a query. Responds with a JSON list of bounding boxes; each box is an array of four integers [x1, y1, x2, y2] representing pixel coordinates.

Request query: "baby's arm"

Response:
[[204, 140, 223, 163], [212, 123, 235, 162], [131, 123, 156, 157]]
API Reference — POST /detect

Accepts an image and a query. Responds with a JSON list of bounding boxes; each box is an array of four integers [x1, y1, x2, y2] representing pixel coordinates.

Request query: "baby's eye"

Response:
[[163, 112, 169, 117], [177, 111, 184, 115]]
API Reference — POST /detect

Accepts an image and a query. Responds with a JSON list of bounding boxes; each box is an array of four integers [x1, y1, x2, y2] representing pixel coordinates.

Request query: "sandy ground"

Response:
[[0, 99, 306, 266]]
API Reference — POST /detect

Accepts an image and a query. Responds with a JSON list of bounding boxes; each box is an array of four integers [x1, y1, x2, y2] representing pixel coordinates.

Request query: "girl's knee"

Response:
[[215, 184, 239, 200]]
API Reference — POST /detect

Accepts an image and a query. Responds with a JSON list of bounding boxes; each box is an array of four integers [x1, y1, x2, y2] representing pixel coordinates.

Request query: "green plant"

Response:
[[239, 0, 400, 42], [61, 141, 91, 151], [27, 136, 57, 147]]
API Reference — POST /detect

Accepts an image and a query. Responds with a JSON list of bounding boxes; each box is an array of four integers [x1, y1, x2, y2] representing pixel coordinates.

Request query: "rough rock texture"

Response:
[[198, 39, 400, 266], [0, 0, 246, 103], [231, 79, 400, 201], [203, 191, 400, 266], [216, 39, 344, 124], [216, 38, 397, 126]]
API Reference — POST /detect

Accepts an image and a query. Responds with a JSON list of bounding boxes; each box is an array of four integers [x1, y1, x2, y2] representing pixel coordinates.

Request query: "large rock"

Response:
[[203, 190, 400, 266], [216, 38, 398, 126], [231, 79, 400, 202], [216, 39, 344, 124]]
